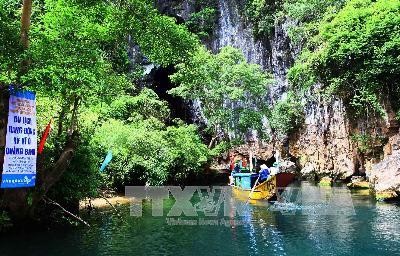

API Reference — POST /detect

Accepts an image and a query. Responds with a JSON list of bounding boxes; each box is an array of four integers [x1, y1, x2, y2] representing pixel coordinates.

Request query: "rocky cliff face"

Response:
[[290, 93, 355, 179], [202, 0, 361, 179], [155, 0, 400, 196], [369, 133, 400, 199], [210, 0, 294, 102]]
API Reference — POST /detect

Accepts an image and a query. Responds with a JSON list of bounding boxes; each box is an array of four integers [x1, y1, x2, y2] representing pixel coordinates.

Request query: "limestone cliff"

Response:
[[154, 0, 400, 198]]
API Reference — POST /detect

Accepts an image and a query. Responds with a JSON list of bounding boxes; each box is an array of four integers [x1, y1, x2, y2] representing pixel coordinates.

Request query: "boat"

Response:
[[230, 171, 296, 200]]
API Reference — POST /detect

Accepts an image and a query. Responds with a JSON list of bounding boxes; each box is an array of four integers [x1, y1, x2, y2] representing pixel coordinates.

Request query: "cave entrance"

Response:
[[265, 156, 277, 167], [149, 65, 193, 123], [256, 156, 277, 170]]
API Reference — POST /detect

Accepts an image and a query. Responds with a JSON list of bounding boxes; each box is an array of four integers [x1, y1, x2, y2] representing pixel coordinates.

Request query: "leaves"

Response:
[[269, 92, 304, 139], [288, 0, 400, 117], [91, 119, 208, 187], [170, 46, 273, 142]]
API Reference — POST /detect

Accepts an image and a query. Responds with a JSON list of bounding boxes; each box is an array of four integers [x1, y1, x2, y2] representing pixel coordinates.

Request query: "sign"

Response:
[[1, 89, 37, 188]]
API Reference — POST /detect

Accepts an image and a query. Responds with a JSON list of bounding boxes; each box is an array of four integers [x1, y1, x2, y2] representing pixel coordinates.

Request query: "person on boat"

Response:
[[229, 157, 235, 172], [242, 158, 247, 169], [234, 160, 241, 173], [259, 164, 270, 182], [229, 160, 242, 185]]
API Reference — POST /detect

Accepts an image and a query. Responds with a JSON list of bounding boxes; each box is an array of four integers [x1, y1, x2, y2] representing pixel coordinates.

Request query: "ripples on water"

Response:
[[0, 182, 399, 256]]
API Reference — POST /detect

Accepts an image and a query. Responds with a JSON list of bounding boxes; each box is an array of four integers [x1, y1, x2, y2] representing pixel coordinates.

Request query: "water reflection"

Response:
[[0, 182, 399, 256]]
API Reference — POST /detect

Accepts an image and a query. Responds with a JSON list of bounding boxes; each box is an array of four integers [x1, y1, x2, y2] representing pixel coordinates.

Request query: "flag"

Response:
[[38, 118, 53, 154], [100, 150, 113, 172]]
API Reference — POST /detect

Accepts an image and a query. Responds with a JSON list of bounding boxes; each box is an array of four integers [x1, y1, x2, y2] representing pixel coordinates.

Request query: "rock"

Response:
[[290, 96, 355, 180], [156, 0, 194, 21], [383, 142, 392, 157], [375, 191, 398, 201], [279, 160, 297, 173], [300, 164, 315, 178], [370, 153, 400, 200], [347, 181, 370, 190], [347, 176, 369, 190], [319, 177, 332, 186], [351, 176, 366, 183]]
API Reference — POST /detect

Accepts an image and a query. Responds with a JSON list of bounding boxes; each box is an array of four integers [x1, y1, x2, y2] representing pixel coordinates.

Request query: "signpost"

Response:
[[1, 89, 37, 188]]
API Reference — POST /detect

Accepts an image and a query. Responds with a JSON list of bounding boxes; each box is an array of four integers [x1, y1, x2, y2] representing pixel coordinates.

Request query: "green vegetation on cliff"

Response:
[[288, 0, 400, 117], [170, 46, 273, 145]]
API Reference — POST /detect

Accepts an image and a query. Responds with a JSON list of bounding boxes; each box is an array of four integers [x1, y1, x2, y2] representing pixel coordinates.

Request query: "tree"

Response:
[[89, 91, 208, 188], [269, 92, 304, 140], [288, 0, 400, 117], [0, 0, 201, 222], [169, 46, 273, 148]]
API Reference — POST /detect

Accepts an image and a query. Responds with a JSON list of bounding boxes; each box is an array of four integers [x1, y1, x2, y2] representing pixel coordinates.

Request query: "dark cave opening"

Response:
[[256, 156, 277, 169], [149, 65, 193, 124]]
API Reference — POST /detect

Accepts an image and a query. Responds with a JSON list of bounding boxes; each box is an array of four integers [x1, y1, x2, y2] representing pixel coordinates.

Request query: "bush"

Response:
[[351, 133, 386, 156], [91, 119, 209, 188], [288, 0, 400, 117], [186, 7, 217, 40], [269, 92, 304, 139], [245, 0, 279, 39]]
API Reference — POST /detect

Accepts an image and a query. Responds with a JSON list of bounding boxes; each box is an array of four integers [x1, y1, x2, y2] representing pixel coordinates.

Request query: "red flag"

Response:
[[38, 118, 53, 154]]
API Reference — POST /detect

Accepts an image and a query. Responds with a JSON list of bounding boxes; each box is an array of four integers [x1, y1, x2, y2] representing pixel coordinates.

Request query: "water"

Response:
[[1, 182, 400, 256]]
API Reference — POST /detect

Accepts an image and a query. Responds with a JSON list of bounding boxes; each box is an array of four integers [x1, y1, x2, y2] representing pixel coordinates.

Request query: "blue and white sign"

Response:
[[1, 89, 37, 188]]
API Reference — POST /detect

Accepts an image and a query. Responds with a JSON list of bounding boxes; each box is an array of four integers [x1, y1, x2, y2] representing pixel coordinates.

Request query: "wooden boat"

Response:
[[230, 172, 296, 200]]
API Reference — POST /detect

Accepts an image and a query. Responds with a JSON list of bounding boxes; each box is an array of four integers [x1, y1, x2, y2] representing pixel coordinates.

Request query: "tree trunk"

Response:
[[208, 136, 217, 149], [21, 0, 32, 49], [0, 87, 10, 207], [2, 95, 79, 221], [30, 136, 76, 215], [20, 0, 33, 75]]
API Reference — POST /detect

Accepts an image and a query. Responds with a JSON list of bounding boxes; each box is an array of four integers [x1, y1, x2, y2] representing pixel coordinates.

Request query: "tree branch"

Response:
[[44, 197, 90, 227]]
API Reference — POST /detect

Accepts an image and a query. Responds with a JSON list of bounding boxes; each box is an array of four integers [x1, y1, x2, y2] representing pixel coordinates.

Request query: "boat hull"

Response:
[[232, 173, 296, 200]]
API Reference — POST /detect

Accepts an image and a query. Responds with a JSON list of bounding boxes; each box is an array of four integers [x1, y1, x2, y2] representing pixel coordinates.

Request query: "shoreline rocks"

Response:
[[369, 134, 400, 200], [347, 176, 370, 189], [319, 177, 332, 186]]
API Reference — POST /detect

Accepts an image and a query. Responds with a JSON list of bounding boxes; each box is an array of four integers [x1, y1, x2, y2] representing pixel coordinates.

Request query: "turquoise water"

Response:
[[1, 182, 400, 256]]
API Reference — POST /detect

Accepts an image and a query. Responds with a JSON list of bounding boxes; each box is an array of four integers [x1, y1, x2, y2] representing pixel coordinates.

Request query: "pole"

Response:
[[246, 174, 260, 204]]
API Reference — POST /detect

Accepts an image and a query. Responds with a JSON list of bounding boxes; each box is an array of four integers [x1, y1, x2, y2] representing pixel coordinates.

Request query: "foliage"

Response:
[[186, 7, 217, 40], [269, 92, 304, 139], [170, 46, 273, 143], [283, 0, 345, 46], [121, 0, 200, 66], [0, 0, 23, 84], [208, 141, 235, 158], [288, 0, 400, 117], [36, 96, 101, 204], [21, 0, 200, 103], [245, 0, 280, 39], [351, 133, 386, 155], [91, 119, 208, 188], [106, 88, 170, 122], [47, 138, 101, 204]]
